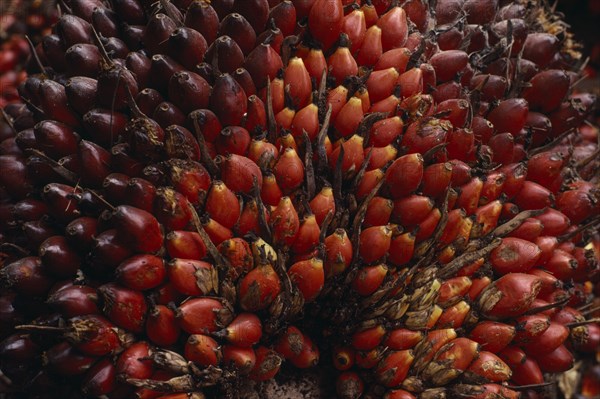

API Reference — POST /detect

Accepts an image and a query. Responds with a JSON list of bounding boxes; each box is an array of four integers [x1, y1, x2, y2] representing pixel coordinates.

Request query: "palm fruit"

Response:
[[0, 0, 599, 398]]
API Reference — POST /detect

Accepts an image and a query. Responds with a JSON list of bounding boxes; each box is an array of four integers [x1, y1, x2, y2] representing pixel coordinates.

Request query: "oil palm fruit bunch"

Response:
[[0, 0, 599, 398]]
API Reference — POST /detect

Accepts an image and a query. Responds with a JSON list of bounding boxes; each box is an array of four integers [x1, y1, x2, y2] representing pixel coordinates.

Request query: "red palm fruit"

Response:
[[333, 346, 356, 371], [402, 117, 450, 155], [218, 238, 254, 278], [269, 0, 297, 36], [466, 351, 512, 383], [0, 256, 52, 297], [469, 321, 515, 353], [165, 231, 207, 260], [533, 345, 574, 373], [218, 13, 256, 56], [274, 147, 305, 193], [216, 313, 262, 348], [359, 225, 393, 263], [544, 249, 578, 280], [514, 181, 554, 210], [336, 371, 364, 399], [185, 334, 221, 367], [289, 333, 320, 368], [369, 116, 403, 147], [215, 125, 251, 156], [288, 258, 325, 302], [244, 42, 283, 89], [513, 314, 551, 344], [275, 106, 296, 132], [203, 217, 234, 245], [437, 209, 465, 246], [333, 97, 364, 138], [167, 27, 207, 71], [436, 301, 471, 329], [426, 337, 479, 381], [331, 135, 365, 176], [448, 159, 471, 186], [236, 199, 263, 235], [354, 169, 382, 200], [352, 325, 386, 351], [384, 329, 424, 351], [47, 284, 99, 317], [342, 8, 366, 54], [146, 305, 180, 347], [375, 48, 411, 72], [86, 229, 133, 276], [44, 341, 96, 376], [81, 358, 116, 397], [392, 195, 434, 226], [188, 109, 223, 142], [143, 13, 177, 54], [366, 145, 397, 171], [355, 347, 384, 369], [499, 346, 544, 385], [356, 24, 383, 66], [153, 187, 193, 231], [65, 44, 101, 78], [397, 68, 424, 98], [292, 214, 321, 255], [522, 32, 560, 68], [327, 84, 350, 121], [204, 181, 240, 229], [217, 155, 263, 196], [456, 177, 484, 216], [33, 120, 78, 160], [437, 99, 470, 128], [534, 209, 570, 237], [438, 276, 473, 307], [388, 231, 416, 266], [116, 341, 153, 380], [275, 326, 305, 359], [487, 98, 529, 135], [471, 116, 494, 143], [291, 102, 319, 141], [556, 188, 596, 224], [478, 273, 541, 319], [415, 208, 442, 242], [184, 1, 219, 43], [354, 85, 371, 113], [470, 74, 508, 102], [446, 128, 475, 162], [177, 297, 232, 335], [528, 268, 560, 295], [324, 228, 353, 277], [508, 218, 544, 242], [352, 264, 388, 296], [429, 50, 468, 82], [527, 151, 567, 186], [385, 389, 417, 399], [168, 259, 217, 296], [261, 173, 283, 207], [489, 238, 541, 275], [522, 70, 569, 113], [376, 350, 415, 388], [378, 6, 408, 50], [249, 346, 282, 381], [308, 0, 343, 51], [116, 254, 166, 291], [38, 235, 80, 278], [363, 197, 394, 227], [302, 47, 327, 85], [63, 315, 121, 356], [284, 57, 312, 108], [479, 172, 505, 205], [309, 186, 335, 226], [110, 205, 163, 253], [466, 275, 490, 299], [270, 196, 300, 247], [245, 95, 267, 133], [498, 163, 527, 199], [488, 132, 515, 164], [385, 153, 424, 199], [209, 74, 247, 127], [366, 68, 400, 104], [166, 160, 209, 204], [153, 101, 186, 128], [167, 71, 210, 115], [419, 163, 453, 200], [98, 283, 147, 333], [64, 76, 97, 115], [223, 345, 256, 375], [238, 262, 281, 311], [38, 80, 81, 129]]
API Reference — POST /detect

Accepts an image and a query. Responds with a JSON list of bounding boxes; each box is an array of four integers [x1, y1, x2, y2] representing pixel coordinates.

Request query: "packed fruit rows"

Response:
[[0, 0, 598, 398]]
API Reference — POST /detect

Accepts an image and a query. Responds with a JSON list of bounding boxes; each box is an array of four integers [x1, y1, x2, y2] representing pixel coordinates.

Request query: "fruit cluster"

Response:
[[0, 0, 599, 398]]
